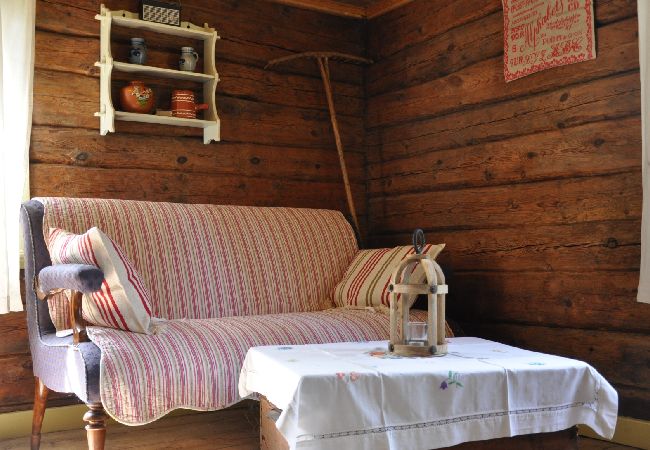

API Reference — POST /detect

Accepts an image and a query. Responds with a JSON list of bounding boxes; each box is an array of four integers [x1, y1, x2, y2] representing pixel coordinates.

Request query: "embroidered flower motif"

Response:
[[336, 372, 361, 382], [440, 371, 463, 389]]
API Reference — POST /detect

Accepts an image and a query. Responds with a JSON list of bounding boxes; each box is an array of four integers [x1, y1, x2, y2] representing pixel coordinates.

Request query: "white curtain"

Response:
[[0, 0, 35, 313], [639, 1, 650, 303]]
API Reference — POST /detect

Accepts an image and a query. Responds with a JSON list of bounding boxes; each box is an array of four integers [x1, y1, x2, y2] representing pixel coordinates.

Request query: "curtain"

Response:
[[639, 1, 650, 303], [0, 0, 35, 313]]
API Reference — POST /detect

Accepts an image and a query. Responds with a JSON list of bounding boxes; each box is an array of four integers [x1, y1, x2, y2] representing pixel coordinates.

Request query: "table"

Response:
[[238, 337, 617, 450]]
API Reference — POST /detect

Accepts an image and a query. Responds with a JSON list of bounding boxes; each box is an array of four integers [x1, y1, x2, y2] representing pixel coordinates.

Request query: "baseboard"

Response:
[[579, 416, 650, 450], [0, 404, 87, 441], [0, 401, 253, 441], [0, 404, 202, 441]]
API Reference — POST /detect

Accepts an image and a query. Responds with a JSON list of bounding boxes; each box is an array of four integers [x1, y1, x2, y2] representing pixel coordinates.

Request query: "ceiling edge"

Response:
[[265, 0, 415, 19]]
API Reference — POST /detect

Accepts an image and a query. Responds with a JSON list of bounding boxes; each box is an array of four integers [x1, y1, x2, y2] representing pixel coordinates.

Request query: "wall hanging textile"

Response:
[[502, 0, 596, 82]]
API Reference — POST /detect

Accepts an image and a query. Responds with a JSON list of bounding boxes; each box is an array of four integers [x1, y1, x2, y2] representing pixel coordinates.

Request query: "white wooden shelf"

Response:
[[115, 111, 216, 128], [111, 14, 214, 40], [94, 4, 220, 144], [111, 61, 217, 82]]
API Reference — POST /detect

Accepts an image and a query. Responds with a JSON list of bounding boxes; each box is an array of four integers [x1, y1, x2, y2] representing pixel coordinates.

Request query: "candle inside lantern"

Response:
[[407, 322, 427, 346]]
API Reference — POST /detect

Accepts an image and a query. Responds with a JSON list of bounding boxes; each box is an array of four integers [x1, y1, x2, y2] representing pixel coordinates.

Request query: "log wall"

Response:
[[0, 0, 365, 412], [366, 0, 650, 419]]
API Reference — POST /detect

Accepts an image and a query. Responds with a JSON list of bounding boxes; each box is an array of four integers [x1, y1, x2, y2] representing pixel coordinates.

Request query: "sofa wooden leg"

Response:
[[83, 403, 107, 450], [31, 377, 49, 450]]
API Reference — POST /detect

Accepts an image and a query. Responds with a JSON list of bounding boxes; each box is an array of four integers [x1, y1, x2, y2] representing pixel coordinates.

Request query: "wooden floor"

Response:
[[0, 405, 640, 450]]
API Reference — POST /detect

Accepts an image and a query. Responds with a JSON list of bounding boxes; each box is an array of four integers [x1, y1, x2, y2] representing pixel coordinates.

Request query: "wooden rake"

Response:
[[266, 52, 372, 237]]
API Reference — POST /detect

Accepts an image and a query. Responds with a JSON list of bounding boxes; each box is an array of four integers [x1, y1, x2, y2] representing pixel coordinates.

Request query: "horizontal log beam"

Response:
[[370, 172, 641, 234], [368, 116, 641, 196], [370, 220, 641, 273], [30, 164, 367, 215], [367, 18, 639, 129]]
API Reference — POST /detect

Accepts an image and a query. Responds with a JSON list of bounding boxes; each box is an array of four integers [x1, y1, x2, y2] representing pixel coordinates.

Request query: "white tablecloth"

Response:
[[238, 337, 617, 450]]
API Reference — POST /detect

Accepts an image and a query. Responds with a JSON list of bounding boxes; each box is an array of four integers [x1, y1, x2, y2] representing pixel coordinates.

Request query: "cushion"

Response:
[[46, 291, 72, 332], [333, 244, 446, 308], [47, 227, 154, 334], [36, 198, 358, 320], [86, 307, 453, 425]]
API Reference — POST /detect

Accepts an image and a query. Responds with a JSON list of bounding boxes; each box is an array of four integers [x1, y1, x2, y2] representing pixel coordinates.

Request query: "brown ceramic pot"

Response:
[[171, 90, 208, 119], [120, 81, 155, 114]]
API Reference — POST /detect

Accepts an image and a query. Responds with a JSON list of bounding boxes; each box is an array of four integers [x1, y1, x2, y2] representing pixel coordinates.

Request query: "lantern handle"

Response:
[[412, 229, 426, 255]]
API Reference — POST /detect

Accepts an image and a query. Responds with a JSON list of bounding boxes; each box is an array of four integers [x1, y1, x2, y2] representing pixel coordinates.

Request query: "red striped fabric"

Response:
[[37, 198, 358, 330], [46, 291, 72, 331], [333, 244, 446, 308], [47, 227, 155, 334], [86, 308, 452, 425]]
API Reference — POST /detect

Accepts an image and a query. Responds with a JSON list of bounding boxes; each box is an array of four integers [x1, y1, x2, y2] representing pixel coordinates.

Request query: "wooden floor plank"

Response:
[[0, 407, 258, 450], [0, 404, 640, 449]]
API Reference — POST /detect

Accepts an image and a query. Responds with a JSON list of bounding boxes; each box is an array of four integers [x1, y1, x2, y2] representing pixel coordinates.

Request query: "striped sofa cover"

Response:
[[28, 197, 448, 425]]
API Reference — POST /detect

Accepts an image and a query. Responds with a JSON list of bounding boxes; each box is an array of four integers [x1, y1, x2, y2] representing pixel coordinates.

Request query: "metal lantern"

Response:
[[388, 229, 448, 357]]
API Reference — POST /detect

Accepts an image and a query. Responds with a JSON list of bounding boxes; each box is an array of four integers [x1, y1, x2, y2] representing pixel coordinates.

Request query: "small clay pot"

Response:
[[171, 90, 208, 119], [120, 81, 155, 114]]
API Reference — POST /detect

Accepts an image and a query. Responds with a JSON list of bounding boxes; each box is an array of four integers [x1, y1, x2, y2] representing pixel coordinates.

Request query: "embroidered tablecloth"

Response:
[[238, 337, 617, 450]]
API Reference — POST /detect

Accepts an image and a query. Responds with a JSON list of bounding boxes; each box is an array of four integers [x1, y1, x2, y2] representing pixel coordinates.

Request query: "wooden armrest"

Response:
[[33, 264, 102, 345], [68, 291, 88, 344], [33, 279, 88, 344]]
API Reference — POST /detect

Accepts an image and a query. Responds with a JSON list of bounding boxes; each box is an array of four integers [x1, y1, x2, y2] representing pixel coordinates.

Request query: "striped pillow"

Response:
[[333, 244, 446, 308], [47, 227, 155, 334]]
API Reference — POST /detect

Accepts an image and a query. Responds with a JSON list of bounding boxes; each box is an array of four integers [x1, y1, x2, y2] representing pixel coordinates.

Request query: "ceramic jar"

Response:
[[179, 47, 199, 72], [120, 81, 155, 114], [129, 38, 147, 65], [171, 90, 207, 119]]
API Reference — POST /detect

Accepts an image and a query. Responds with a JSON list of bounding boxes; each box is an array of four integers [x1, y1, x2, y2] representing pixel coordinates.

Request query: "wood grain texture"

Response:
[[263, 0, 417, 19], [366, 0, 647, 421], [367, 17, 639, 129], [366, 71, 641, 164]]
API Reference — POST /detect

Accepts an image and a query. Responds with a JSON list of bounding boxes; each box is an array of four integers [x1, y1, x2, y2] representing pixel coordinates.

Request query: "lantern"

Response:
[[388, 229, 448, 357]]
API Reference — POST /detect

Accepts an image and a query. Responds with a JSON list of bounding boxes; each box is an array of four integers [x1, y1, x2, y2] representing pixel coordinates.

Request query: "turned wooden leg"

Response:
[[31, 377, 49, 450], [83, 403, 107, 450]]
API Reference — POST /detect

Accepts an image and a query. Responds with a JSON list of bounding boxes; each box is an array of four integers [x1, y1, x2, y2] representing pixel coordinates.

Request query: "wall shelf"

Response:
[[114, 111, 217, 128], [94, 4, 220, 144], [111, 62, 217, 82], [111, 14, 215, 40]]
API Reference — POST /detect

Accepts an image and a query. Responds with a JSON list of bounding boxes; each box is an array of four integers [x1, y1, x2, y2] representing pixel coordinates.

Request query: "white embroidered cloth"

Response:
[[239, 338, 617, 450]]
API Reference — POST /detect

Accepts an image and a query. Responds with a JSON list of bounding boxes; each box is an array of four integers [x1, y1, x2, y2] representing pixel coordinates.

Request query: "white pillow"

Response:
[[47, 227, 155, 334]]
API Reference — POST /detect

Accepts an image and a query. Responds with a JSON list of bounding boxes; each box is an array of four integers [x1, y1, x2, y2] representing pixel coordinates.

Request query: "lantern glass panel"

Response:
[[407, 321, 427, 346]]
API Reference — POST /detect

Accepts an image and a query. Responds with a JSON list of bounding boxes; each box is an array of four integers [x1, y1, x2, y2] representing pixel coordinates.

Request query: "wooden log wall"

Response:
[[366, 0, 650, 419], [0, 0, 365, 413]]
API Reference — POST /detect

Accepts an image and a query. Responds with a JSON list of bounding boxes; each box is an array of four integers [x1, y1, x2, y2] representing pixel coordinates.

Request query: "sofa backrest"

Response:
[[36, 198, 358, 320]]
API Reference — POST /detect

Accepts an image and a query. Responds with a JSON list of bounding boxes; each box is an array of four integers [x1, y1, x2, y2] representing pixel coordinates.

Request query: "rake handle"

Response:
[[317, 57, 361, 237]]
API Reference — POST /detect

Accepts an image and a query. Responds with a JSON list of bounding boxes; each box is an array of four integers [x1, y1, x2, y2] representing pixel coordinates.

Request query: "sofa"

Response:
[[22, 197, 450, 450]]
